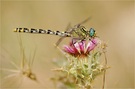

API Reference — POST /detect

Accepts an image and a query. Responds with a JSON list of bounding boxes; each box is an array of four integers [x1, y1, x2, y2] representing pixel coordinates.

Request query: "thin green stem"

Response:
[[102, 52, 107, 89]]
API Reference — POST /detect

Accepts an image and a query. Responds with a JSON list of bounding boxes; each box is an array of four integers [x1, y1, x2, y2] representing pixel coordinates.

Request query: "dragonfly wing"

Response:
[[55, 36, 66, 47], [55, 23, 72, 46], [55, 18, 90, 46], [75, 17, 91, 27]]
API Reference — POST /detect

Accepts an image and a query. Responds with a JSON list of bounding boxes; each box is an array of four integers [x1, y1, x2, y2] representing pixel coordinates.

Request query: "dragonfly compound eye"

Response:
[[89, 28, 95, 37]]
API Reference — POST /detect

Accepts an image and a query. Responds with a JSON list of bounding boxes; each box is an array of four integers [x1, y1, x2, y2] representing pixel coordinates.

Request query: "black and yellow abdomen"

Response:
[[14, 28, 71, 37]]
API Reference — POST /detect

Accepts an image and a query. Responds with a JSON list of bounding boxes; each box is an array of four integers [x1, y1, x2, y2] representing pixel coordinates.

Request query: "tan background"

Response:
[[1, 0, 134, 89]]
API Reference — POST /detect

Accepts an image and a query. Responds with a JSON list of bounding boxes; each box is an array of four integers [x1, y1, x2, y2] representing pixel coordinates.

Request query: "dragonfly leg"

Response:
[[72, 38, 79, 45], [72, 38, 85, 46]]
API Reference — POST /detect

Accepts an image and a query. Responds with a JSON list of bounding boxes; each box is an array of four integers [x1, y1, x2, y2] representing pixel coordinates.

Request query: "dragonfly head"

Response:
[[89, 28, 96, 37]]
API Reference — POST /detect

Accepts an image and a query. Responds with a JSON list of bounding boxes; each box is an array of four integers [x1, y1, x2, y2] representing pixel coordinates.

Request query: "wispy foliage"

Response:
[[1, 36, 38, 88]]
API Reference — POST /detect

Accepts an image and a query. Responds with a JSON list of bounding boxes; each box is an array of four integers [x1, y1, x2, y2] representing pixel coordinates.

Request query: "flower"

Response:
[[63, 38, 99, 57], [53, 37, 108, 89]]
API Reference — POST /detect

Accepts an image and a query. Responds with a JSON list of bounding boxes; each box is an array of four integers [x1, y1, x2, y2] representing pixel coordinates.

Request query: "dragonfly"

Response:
[[13, 18, 96, 46], [1, 35, 38, 88]]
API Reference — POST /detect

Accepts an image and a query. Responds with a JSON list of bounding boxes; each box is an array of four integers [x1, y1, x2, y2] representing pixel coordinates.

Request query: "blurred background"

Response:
[[1, 0, 134, 89]]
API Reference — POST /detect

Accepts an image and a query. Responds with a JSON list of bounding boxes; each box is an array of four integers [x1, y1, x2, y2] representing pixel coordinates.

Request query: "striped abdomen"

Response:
[[14, 28, 71, 37]]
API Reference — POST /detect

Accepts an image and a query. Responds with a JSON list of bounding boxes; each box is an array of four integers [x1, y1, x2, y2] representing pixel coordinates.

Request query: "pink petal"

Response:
[[79, 41, 85, 53], [74, 42, 81, 53], [64, 45, 75, 54], [91, 39, 98, 44], [86, 39, 97, 52]]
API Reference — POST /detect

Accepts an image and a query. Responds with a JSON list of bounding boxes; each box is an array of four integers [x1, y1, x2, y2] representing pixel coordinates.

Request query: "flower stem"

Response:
[[102, 51, 107, 89]]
